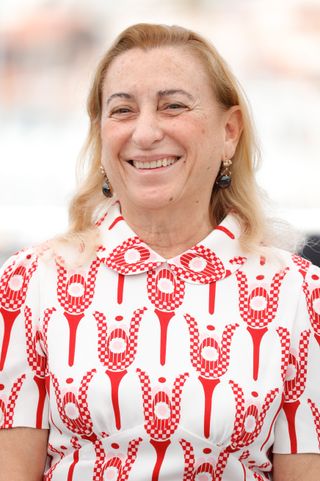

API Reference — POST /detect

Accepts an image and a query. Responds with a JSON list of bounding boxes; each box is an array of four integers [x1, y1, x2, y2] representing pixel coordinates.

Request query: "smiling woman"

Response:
[[0, 23, 320, 481]]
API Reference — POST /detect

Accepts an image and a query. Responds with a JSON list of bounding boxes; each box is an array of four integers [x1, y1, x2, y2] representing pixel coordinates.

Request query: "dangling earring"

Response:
[[215, 158, 232, 189], [100, 165, 112, 198]]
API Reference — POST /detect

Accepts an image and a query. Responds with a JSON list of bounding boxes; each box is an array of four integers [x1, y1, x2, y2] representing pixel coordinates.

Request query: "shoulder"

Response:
[[250, 245, 318, 277]]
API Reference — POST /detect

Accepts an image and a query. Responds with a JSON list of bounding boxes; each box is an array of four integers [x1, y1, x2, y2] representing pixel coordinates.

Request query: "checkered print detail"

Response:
[[0, 253, 38, 311], [44, 444, 65, 481], [94, 307, 146, 370], [179, 439, 230, 481], [56, 258, 101, 315], [229, 381, 279, 450], [169, 245, 227, 284], [253, 472, 265, 481], [71, 436, 81, 449], [179, 439, 196, 480], [147, 268, 186, 311], [239, 450, 249, 461], [229, 256, 247, 266], [51, 369, 96, 436], [137, 368, 189, 440], [276, 327, 291, 382], [24, 305, 46, 376], [303, 281, 320, 336], [292, 254, 311, 277], [0, 373, 26, 428], [308, 398, 320, 449], [25, 306, 56, 377], [93, 438, 107, 481], [102, 237, 162, 275], [236, 268, 289, 328], [93, 436, 143, 481], [284, 329, 311, 402], [120, 437, 143, 481], [185, 313, 238, 377], [215, 449, 231, 481]]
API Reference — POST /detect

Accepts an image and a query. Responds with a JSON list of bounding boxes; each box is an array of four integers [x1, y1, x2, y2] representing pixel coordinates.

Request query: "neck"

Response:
[[120, 201, 215, 259]]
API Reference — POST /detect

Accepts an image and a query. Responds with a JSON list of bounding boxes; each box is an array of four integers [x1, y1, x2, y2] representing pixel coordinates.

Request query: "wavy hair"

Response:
[[65, 23, 272, 257]]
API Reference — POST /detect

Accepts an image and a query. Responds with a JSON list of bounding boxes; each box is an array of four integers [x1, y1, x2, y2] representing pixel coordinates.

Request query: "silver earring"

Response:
[[100, 165, 112, 198], [215, 158, 232, 189]]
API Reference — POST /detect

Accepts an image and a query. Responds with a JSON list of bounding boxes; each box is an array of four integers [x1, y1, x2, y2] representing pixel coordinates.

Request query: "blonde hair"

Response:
[[66, 23, 270, 256]]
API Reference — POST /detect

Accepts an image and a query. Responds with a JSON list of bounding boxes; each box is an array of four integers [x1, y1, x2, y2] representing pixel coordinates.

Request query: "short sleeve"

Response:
[[273, 262, 320, 453], [0, 248, 49, 430]]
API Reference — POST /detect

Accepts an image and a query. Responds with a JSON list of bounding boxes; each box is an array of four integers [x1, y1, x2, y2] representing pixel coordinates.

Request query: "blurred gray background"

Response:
[[0, 0, 319, 264]]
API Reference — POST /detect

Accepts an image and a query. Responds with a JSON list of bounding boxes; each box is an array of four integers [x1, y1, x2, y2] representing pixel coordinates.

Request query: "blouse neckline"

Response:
[[95, 201, 248, 284]]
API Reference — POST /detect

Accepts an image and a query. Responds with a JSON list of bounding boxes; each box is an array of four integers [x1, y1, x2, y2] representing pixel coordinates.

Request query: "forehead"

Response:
[[102, 46, 213, 97]]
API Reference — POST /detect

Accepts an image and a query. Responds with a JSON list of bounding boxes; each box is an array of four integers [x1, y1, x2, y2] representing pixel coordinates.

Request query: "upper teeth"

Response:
[[132, 157, 179, 169]]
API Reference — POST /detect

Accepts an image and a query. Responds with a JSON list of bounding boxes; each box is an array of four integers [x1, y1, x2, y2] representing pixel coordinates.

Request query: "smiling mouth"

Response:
[[128, 156, 181, 170]]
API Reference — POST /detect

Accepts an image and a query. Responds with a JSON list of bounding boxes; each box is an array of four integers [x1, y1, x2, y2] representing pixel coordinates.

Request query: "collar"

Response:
[[96, 202, 247, 284]]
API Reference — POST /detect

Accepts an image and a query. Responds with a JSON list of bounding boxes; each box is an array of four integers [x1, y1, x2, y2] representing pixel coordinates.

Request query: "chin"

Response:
[[126, 192, 176, 211]]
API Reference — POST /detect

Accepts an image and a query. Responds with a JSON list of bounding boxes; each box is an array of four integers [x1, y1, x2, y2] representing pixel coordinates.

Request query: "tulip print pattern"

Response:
[[308, 399, 320, 449], [137, 368, 189, 481], [179, 438, 230, 481], [236, 267, 289, 380], [228, 381, 279, 452], [185, 313, 238, 438], [25, 305, 56, 427], [147, 268, 185, 365], [1, 203, 319, 480], [282, 329, 311, 453], [0, 252, 37, 370], [302, 272, 320, 346], [56, 258, 101, 366], [93, 437, 142, 481], [94, 307, 147, 429], [51, 370, 103, 480], [0, 374, 25, 429]]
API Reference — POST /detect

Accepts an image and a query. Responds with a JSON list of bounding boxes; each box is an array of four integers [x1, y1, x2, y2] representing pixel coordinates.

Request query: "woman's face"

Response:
[[100, 46, 241, 215]]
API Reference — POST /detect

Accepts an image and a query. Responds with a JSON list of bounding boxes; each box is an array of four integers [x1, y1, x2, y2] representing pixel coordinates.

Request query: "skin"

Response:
[[0, 427, 48, 480], [273, 453, 320, 481], [100, 46, 242, 258]]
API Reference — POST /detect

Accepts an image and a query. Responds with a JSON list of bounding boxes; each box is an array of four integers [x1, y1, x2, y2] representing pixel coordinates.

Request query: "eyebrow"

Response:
[[106, 89, 195, 106], [106, 92, 133, 105], [158, 89, 195, 102]]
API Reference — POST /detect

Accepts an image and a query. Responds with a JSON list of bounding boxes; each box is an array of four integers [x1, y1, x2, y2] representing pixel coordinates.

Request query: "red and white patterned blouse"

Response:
[[1, 202, 320, 481]]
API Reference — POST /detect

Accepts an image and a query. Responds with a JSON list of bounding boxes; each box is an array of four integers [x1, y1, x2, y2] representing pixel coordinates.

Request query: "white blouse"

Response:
[[0, 202, 320, 481]]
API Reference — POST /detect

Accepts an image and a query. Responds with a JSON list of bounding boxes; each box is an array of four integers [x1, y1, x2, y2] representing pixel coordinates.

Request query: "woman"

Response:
[[0, 23, 319, 481]]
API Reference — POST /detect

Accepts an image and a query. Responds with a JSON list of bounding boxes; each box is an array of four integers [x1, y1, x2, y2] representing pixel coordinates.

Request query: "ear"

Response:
[[223, 106, 243, 159]]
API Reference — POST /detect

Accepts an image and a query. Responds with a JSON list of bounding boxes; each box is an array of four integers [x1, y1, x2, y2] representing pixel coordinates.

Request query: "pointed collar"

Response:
[[96, 202, 247, 284]]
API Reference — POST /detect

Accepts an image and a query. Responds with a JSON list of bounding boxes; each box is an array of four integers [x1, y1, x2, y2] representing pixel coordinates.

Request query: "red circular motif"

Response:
[[256, 275, 264, 280], [0, 384, 4, 391], [26, 254, 32, 259], [251, 391, 259, 397], [312, 274, 319, 281], [66, 378, 73, 384], [111, 443, 120, 449], [203, 448, 212, 454], [115, 315, 123, 321], [207, 324, 215, 331], [158, 377, 166, 383]]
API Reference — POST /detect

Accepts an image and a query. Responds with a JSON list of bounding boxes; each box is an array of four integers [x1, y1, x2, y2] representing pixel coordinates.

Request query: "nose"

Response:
[[131, 110, 164, 149]]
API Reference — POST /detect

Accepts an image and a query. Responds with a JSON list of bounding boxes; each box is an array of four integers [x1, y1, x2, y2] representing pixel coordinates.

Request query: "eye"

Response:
[[165, 103, 186, 110], [109, 107, 134, 117]]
